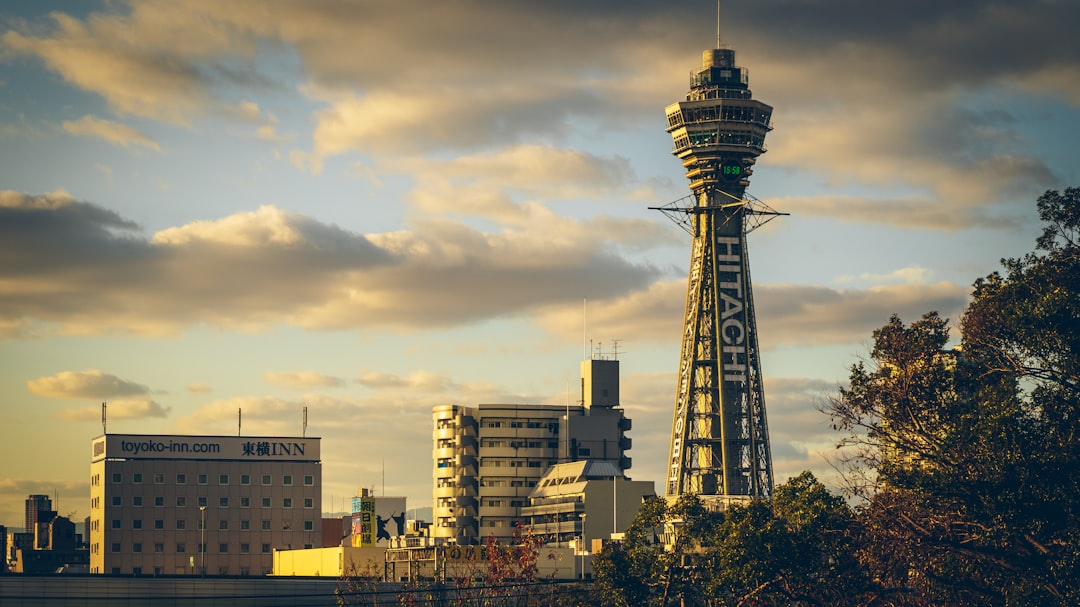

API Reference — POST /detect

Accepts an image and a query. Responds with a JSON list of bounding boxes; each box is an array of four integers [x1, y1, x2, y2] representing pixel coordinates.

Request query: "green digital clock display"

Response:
[[720, 162, 743, 181]]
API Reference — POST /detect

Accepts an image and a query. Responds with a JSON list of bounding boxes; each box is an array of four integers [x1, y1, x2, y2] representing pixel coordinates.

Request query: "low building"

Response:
[[89, 433, 321, 576], [522, 460, 655, 548]]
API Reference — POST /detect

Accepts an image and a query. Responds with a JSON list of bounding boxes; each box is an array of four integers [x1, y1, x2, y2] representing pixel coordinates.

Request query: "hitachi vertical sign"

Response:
[[92, 434, 320, 462]]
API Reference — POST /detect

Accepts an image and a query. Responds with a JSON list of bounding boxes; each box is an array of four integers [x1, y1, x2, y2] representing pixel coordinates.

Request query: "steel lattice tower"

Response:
[[658, 41, 779, 500]]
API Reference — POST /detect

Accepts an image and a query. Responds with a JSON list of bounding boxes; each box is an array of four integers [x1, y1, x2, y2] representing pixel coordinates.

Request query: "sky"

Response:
[[0, 0, 1077, 529]]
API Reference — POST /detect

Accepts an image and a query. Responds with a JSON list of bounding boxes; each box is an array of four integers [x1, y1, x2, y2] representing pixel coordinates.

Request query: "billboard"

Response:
[[92, 434, 320, 462], [351, 495, 408, 546]]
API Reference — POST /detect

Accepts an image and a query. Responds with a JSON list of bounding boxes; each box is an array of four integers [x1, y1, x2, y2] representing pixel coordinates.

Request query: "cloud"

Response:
[[56, 398, 170, 422], [0, 192, 658, 338], [534, 278, 970, 350], [4, 1, 1073, 227], [356, 370, 460, 393], [61, 115, 161, 151], [27, 369, 150, 399], [187, 383, 213, 394], [265, 371, 346, 390]]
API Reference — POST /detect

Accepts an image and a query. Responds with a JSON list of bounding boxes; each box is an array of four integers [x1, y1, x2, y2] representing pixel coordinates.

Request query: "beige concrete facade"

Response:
[[433, 359, 633, 545], [89, 434, 321, 576]]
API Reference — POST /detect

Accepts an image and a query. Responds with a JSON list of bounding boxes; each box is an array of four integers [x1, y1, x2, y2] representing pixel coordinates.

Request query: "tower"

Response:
[[659, 29, 778, 500]]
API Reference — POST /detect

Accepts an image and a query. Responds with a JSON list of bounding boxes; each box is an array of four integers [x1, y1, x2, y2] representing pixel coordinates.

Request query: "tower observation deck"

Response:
[[659, 43, 778, 500]]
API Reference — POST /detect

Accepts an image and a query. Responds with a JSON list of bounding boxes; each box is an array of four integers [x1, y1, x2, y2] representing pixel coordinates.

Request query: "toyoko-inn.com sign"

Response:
[[92, 434, 320, 462]]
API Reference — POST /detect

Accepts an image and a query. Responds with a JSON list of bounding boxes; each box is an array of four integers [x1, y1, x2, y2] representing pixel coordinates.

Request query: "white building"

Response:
[[432, 358, 633, 544], [522, 460, 655, 549], [89, 434, 321, 576]]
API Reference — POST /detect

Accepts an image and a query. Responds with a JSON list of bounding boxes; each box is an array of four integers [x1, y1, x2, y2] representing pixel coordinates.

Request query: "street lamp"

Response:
[[199, 506, 206, 577], [579, 512, 587, 581]]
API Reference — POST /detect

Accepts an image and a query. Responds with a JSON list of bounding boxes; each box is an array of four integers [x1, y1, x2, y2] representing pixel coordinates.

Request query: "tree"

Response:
[[592, 474, 863, 607], [824, 188, 1080, 606]]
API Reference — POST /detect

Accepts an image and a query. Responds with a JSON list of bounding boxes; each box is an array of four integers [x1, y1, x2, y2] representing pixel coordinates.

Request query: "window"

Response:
[[198, 474, 207, 485], [111, 496, 121, 506], [283, 498, 292, 508], [111, 473, 121, 483], [240, 497, 250, 508], [240, 543, 250, 554], [262, 475, 271, 485], [219, 497, 229, 507], [133, 496, 143, 506], [261, 520, 271, 530], [579, 448, 591, 456], [176, 543, 186, 553], [176, 520, 186, 530], [154, 543, 164, 553], [240, 520, 250, 530], [198, 497, 207, 507], [111, 543, 121, 552], [176, 497, 186, 507], [240, 474, 250, 485], [176, 474, 186, 484], [154, 497, 164, 507], [154, 473, 164, 484], [304, 498, 313, 509], [261, 498, 271, 508], [132, 567, 142, 575], [303, 520, 313, 531], [219, 520, 228, 530], [283, 475, 292, 486], [219, 543, 228, 553], [133, 519, 142, 529], [261, 544, 271, 554], [111, 520, 120, 529], [304, 475, 313, 486], [219, 474, 229, 485], [133, 473, 142, 483], [133, 543, 142, 553], [154, 519, 164, 530]]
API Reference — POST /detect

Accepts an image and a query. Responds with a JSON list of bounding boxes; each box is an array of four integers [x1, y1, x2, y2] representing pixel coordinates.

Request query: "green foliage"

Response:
[[592, 473, 865, 607]]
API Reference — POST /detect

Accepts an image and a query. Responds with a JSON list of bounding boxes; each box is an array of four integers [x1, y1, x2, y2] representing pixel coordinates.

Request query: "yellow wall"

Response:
[[272, 546, 386, 577]]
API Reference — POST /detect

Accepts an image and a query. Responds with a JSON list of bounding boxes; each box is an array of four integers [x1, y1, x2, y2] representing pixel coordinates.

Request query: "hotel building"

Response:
[[89, 434, 321, 575], [432, 358, 633, 544]]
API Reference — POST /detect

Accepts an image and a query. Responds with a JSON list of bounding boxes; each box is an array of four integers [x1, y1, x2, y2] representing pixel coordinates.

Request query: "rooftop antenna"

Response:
[[717, 0, 722, 48], [101, 402, 107, 435], [238, 408, 242, 436], [302, 406, 308, 438]]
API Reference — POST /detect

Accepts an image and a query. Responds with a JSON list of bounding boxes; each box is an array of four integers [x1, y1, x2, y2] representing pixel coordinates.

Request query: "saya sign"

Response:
[[93, 434, 319, 462]]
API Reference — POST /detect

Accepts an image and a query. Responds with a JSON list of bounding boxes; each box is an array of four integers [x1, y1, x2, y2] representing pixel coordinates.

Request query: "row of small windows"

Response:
[[97, 542, 274, 554], [480, 420, 558, 430], [105, 473, 314, 486], [103, 496, 314, 509], [109, 519, 315, 531], [478, 479, 538, 488], [481, 458, 549, 468]]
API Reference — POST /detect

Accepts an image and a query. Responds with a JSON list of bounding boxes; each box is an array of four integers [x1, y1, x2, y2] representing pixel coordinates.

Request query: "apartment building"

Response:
[[432, 358, 632, 544]]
